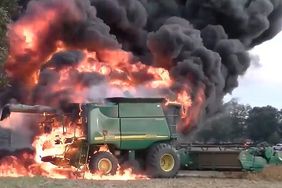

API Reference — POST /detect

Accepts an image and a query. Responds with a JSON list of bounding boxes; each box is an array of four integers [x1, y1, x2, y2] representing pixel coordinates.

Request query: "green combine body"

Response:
[[85, 98, 172, 150], [45, 97, 181, 177]]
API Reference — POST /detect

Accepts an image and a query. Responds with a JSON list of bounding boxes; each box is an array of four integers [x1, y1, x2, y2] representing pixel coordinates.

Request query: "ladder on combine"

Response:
[[74, 142, 90, 178]]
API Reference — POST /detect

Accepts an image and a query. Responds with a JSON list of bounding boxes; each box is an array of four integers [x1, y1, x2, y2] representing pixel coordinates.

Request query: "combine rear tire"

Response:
[[89, 151, 118, 175], [146, 143, 180, 178]]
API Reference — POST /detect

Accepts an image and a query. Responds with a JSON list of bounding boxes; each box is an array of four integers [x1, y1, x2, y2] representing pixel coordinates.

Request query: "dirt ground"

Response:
[[0, 176, 281, 188], [1, 167, 282, 188]]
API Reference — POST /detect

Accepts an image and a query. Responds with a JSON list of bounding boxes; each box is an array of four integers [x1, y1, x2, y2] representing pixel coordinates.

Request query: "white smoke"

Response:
[[0, 113, 37, 150], [83, 81, 171, 103]]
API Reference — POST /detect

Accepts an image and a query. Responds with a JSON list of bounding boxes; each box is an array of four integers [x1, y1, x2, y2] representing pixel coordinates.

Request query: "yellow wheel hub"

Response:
[[97, 158, 112, 174], [160, 153, 175, 172]]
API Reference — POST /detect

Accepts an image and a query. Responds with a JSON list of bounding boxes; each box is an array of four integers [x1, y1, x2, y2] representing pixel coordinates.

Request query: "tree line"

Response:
[[0, 0, 21, 88], [196, 99, 282, 145]]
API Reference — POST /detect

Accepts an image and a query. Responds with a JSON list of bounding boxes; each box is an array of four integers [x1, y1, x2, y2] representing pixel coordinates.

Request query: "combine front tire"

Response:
[[146, 143, 180, 178], [89, 151, 118, 175]]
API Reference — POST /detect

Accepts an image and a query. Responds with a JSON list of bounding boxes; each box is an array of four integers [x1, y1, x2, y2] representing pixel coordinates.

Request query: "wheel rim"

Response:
[[160, 153, 175, 172], [97, 158, 113, 174]]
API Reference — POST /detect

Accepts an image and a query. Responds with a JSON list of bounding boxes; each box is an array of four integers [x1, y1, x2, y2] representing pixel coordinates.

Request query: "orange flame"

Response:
[[0, 114, 147, 180], [1, 0, 206, 180]]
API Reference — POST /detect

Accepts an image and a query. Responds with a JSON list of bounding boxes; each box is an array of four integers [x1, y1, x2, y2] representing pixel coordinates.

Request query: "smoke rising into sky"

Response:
[[3, 0, 282, 126]]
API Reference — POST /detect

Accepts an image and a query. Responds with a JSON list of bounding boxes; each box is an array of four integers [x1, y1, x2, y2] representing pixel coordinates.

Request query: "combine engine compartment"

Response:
[[34, 103, 87, 168]]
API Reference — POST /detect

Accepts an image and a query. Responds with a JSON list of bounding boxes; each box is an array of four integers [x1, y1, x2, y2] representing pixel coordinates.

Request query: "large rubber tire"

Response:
[[146, 143, 180, 178], [89, 151, 119, 175]]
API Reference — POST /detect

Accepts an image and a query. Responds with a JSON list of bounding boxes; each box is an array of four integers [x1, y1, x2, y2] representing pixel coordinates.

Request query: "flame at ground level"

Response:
[[0, 151, 148, 180], [0, 113, 148, 180]]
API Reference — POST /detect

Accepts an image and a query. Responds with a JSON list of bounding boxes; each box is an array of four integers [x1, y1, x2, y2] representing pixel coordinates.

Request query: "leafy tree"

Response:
[[0, 0, 18, 88], [246, 106, 281, 144], [268, 132, 280, 144], [196, 99, 251, 143], [228, 100, 251, 141], [0, 7, 9, 88], [0, 8, 9, 63], [0, 0, 19, 18]]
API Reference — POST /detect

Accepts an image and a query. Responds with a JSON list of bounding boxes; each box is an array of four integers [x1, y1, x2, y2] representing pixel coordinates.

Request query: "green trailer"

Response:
[[178, 144, 282, 172]]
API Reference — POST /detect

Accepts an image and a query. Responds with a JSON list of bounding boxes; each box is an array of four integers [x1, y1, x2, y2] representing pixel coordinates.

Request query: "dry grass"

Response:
[[1, 168, 282, 188], [223, 166, 282, 181], [245, 166, 282, 181], [0, 175, 282, 188]]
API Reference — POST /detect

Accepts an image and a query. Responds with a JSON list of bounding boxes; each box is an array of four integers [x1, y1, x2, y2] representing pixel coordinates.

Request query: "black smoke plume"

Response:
[[91, 0, 282, 121], [3, 0, 282, 131]]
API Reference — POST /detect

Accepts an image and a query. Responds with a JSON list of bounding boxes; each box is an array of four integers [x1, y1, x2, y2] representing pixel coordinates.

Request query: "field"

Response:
[[0, 176, 281, 188], [1, 167, 282, 188]]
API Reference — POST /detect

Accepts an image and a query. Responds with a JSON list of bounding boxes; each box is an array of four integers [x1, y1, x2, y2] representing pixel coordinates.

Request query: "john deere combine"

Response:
[[1, 98, 182, 178], [1, 97, 282, 178]]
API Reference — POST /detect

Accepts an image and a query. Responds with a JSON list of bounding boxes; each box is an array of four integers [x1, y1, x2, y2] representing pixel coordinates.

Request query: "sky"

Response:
[[224, 31, 282, 109]]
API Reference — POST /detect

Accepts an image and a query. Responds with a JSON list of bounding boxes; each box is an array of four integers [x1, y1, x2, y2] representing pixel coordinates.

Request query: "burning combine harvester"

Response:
[[1, 0, 282, 180], [1, 99, 282, 179], [0, 98, 183, 178]]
